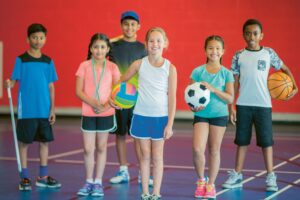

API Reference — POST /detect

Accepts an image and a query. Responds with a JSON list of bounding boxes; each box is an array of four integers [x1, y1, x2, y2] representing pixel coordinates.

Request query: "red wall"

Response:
[[1, 0, 299, 113]]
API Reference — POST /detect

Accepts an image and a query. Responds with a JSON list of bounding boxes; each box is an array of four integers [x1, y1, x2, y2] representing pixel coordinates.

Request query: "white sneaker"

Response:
[[266, 172, 278, 192], [110, 170, 130, 184], [138, 173, 153, 187], [222, 170, 243, 189]]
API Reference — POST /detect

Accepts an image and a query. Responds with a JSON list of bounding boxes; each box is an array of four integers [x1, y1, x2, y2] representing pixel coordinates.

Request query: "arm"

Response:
[[280, 63, 298, 100], [120, 59, 141, 82], [76, 76, 102, 111], [49, 83, 56, 125], [228, 75, 239, 125], [164, 64, 177, 140], [200, 81, 234, 104]]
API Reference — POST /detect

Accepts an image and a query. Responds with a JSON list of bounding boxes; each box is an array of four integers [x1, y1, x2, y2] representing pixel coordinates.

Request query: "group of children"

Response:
[[5, 10, 298, 200]]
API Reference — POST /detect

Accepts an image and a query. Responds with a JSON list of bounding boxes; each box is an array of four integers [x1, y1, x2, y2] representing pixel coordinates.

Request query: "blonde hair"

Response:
[[145, 27, 169, 48]]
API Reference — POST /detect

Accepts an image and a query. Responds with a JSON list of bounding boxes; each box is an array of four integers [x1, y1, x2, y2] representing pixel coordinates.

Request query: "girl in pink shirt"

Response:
[[75, 33, 120, 197]]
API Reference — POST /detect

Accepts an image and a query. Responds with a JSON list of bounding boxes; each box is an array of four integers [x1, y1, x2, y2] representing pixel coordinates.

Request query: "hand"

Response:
[[230, 109, 237, 125], [49, 110, 56, 125], [190, 106, 205, 112], [164, 125, 173, 140], [108, 98, 122, 110], [200, 81, 215, 93], [285, 87, 298, 101], [5, 79, 13, 88]]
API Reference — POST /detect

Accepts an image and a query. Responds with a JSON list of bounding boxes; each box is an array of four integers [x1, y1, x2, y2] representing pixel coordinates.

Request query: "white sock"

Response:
[[120, 165, 128, 171], [86, 179, 93, 184], [94, 178, 102, 184]]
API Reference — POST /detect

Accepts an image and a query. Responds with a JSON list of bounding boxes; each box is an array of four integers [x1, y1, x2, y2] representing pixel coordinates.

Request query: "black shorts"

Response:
[[193, 116, 228, 127], [81, 115, 116, 132], [110, 107, 133, 136], [234, 105, 274, 148], [17, 118, 54, 144]]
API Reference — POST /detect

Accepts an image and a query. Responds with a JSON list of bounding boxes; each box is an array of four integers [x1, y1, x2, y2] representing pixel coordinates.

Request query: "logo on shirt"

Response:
[[257, 60, 266, 71]]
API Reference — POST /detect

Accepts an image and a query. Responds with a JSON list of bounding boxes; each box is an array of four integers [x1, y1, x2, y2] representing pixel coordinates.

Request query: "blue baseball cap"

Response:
[[121, 11, 140, 23]]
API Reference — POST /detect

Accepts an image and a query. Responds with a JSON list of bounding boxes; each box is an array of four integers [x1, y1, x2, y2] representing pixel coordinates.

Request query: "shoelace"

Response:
[[266, 174, 275, 184], [227, 170, 238, 181], [196, 180, 206, 187], [206, 185, 214, 192]]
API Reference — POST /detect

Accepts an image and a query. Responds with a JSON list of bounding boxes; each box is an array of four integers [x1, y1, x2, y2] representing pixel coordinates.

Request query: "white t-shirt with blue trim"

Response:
[[231, 47, 282, 107]]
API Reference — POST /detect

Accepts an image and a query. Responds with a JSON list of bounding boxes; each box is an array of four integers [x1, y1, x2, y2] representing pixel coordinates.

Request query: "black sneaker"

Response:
[[19, 178, 32, 191], [35, 176, 61, 188]]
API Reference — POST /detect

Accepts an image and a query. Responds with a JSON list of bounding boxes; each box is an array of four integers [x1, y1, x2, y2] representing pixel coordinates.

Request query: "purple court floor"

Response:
[[0, 117, 299, 200]]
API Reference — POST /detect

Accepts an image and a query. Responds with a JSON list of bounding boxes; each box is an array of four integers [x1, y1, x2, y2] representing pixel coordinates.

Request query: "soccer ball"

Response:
[[184, 82, 210, 108]]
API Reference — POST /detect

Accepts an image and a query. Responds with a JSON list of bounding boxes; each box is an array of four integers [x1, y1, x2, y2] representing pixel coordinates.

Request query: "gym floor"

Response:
[[0, 116, 299, 200]]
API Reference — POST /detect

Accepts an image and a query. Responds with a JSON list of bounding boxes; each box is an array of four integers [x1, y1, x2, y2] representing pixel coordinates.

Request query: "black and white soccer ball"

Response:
[[184, 82, 210, 108]]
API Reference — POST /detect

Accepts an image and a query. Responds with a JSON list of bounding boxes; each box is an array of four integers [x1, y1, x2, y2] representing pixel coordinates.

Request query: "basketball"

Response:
[[112, 82, 138, 109], [267, 72, 293, 100]]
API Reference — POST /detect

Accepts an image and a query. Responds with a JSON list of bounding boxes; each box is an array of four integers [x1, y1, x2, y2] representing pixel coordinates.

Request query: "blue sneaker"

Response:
[[91, 183, 104, 196], [110, 170, 130, 184], [222, 170, 243, 189], [77, 182, 93, 196], [19, 178, 32, 191], [35, 176, 61, 188]]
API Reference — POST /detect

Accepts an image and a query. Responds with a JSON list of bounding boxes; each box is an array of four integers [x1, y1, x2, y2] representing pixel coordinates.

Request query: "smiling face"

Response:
[[90, 39, 110, 61], [146, 30, 167, 56], [205, 39, 224, 63], [243, 24, 264, 50], [27, 32, 46, 50], [121, 19, 140, 41]]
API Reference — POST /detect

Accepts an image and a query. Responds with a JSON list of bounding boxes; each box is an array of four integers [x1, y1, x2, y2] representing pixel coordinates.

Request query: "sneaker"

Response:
[[91, 183, 104, 196], [110, 170, 130, 184], [19, 178, 32, 191], [266, 172, 278, 192], [194, 178, 207, 198], [222, 170, 243, 189], [35, 176, 61, 188], [141, 193, 152, 200], [77, 182, 93, 196], [138, 173, 154, 187], [205, 184, 216, 199], [151, 194, 162, 200]]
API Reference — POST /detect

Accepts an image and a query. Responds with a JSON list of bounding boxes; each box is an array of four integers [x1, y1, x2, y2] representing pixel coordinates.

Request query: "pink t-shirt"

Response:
[[76, 59, 120, 117]]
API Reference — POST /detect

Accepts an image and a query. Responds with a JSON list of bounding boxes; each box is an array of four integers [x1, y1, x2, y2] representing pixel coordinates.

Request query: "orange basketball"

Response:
[[267, 72, 293, 100]]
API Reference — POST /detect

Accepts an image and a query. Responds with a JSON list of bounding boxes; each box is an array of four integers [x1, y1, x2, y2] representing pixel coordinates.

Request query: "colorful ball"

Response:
[[268, 72, 293, 100], [112, 82, 138, 109]]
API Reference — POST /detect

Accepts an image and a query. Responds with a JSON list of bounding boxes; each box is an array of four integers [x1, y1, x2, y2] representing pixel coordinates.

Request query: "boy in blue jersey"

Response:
[[5, 23, 61, 191], [222, 19, 298, 192]]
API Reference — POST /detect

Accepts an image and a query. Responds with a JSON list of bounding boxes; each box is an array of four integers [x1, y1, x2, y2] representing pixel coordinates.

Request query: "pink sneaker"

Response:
[[194, 178, 206, 198], [205, 184, 216, 199]]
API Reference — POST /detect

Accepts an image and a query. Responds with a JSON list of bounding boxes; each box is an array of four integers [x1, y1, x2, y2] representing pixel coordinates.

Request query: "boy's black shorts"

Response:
[[110, 107, 134, 136], [193, 116, 228, 127], [17, 118, 54, 144], [234, 105, 274, 148]]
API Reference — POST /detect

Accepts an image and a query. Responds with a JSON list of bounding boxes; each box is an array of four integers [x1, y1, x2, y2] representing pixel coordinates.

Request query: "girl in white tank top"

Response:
[[116, 27, 177, 199]]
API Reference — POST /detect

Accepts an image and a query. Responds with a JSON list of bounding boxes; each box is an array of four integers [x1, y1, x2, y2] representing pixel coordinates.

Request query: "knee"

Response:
[[208, 146, 220, 157], [84, 146, 95, 155], [96, 144, 107, 154], [193, 147, 205, 157]]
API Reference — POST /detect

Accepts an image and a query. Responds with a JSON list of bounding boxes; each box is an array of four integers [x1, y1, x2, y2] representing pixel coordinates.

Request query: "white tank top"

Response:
[[133, 56, 170, 117]]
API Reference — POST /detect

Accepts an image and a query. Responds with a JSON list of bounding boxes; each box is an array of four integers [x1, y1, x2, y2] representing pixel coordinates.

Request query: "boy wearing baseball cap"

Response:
[[109, 11, 153, 186]]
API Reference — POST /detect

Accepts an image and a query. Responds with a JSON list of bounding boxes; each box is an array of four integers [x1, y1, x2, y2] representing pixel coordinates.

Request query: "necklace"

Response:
[[92, 58, 106, 113]]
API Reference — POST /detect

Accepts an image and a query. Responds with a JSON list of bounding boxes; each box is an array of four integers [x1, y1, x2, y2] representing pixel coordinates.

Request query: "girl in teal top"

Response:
[[189, 35, 234, 199]]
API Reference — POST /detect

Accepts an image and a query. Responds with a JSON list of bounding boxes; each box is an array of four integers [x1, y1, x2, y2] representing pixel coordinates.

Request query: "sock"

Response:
[[94, 178, 102, 184], [39, 165, 48, 177], [21, 168, 29, 179], [120, 165, 128, 171], [86, 179, 93, 184]]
